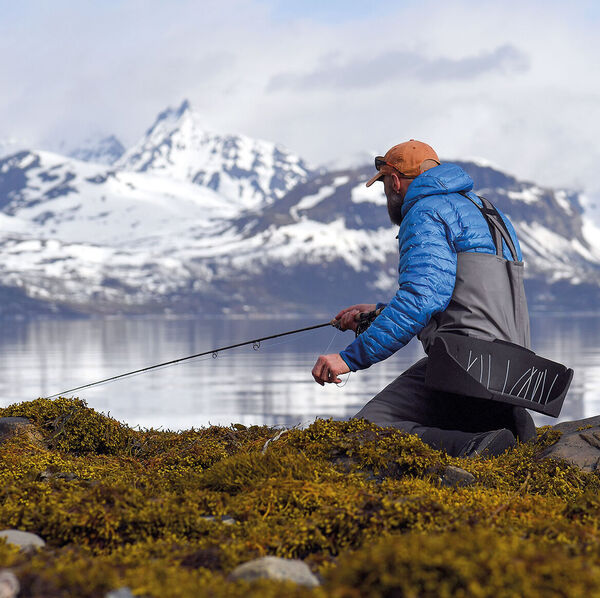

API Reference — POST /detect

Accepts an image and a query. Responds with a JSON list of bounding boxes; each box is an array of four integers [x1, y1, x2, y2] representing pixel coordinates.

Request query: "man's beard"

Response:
[[387, 195, 404, 226]]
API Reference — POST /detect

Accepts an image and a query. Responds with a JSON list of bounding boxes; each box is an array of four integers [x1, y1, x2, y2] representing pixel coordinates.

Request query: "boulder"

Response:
[[0, 417, 45, 447], [0, 571, 19, 598], [0, 530, 45, 551], [439, 465, 476, 487], [228, 556, 320, 587], [105, 588, 134, 598], [541, 416, 600, 472], [0, 417, 30, 439]]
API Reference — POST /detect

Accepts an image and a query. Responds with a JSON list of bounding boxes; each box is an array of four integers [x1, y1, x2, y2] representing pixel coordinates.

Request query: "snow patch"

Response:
[[508, 187, 543, 204], [554, 190, 573, 215], [292, 185, 335, 215], [581, 219, 600, 261], [351, 182, 386, 206]]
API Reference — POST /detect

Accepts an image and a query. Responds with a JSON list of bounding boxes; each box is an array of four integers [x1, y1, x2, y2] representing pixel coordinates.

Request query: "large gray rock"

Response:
[[228, 556, 320, 587], [0, 417, 31, 440], [105, 588, 134, 598], [0, 529, 45, 551], [0, 417, 45, 447], [541, 416, 600, 472], [0, 571, 19, 598]]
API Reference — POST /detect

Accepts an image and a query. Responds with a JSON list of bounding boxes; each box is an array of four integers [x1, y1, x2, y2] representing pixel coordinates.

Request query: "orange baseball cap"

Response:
[[365, 140, 440, 187]]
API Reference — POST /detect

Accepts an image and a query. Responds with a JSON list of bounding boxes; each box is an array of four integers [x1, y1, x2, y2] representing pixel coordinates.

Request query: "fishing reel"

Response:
[[355, 308, 383, 337]]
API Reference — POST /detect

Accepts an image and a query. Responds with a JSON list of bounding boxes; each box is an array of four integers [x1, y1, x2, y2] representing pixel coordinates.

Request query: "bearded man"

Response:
[[311, 140, 535, 458]]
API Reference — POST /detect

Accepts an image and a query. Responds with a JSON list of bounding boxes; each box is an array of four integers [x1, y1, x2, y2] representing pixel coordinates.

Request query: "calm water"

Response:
[[0, 314, 598, 430]]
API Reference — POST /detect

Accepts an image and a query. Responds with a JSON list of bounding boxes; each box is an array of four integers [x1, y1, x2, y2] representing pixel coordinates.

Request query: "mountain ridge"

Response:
[[0, 102, 598, 317], [116, 99, 313, 211]]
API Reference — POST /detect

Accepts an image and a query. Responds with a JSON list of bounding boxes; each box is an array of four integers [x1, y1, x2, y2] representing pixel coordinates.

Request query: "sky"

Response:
[[1, 0, 599, 210]]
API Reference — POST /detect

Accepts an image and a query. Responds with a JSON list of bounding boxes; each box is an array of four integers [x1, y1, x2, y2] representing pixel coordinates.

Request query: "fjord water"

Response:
[[0, 314, 598, 430]]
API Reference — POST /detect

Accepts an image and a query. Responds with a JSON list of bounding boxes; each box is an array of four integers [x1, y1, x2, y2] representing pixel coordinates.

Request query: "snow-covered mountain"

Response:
[[116, 100, 312, 211], [222, 162, 600, 313], [0, 147, 251, 314], [69, 135, 125, 165], [0, 102, 598, 317]]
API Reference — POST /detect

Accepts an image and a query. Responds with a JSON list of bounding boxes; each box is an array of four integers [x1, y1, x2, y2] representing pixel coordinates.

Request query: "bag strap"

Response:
[[459, 191, 519, 261]]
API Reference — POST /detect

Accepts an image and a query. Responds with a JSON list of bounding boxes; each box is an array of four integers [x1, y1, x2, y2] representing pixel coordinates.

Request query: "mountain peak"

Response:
[[69, 135, 125, 165], [176, 99, 191, 116], [146, 99, 195, 137], [119, 100, 313, 210]]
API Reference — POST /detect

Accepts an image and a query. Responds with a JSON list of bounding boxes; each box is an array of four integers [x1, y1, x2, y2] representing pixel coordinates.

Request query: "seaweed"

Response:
[[0, 398, 598, 597]]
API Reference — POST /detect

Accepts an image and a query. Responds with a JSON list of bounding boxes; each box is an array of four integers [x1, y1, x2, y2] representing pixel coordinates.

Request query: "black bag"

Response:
[[425, 333, 573, 417]]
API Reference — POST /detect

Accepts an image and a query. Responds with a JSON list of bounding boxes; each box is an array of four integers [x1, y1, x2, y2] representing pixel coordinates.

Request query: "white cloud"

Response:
[[0, 0, 598, 197], [268, 45, 530, 91]]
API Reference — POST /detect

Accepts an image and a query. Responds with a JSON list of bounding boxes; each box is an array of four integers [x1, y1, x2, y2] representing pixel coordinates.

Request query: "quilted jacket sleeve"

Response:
[[340, 202, 458, 371]]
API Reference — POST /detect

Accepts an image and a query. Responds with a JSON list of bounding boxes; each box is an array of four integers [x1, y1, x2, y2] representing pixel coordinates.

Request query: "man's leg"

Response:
[[353, 357, 530, 456], [354, 358, 448, 431], [353, 358, 474, 454]]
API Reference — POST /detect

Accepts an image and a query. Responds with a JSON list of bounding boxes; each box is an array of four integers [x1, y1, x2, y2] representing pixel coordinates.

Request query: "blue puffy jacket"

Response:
[[340, 163, 523, 371]]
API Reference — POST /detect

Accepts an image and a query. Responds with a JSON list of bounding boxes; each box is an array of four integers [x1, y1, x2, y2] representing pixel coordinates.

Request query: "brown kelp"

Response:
[[0, 398, 598, 597]]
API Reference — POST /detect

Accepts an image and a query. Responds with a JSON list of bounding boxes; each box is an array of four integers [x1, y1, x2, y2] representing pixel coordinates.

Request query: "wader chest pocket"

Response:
[[425, 333, 573, 417]]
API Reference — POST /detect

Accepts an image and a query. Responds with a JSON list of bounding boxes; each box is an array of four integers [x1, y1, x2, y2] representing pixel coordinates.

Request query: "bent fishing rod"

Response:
[[44, 320, 339, 400]]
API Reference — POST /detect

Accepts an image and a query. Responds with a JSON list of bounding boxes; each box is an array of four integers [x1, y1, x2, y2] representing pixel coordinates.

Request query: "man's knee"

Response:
[[353, 403, 420, 434]]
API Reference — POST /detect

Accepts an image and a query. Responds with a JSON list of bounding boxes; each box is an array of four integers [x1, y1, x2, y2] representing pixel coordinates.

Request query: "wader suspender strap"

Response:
[[459, 191, 519, 260]]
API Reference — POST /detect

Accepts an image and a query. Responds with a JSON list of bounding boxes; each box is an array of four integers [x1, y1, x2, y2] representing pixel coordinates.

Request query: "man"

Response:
[[311, 140, 535, 458]]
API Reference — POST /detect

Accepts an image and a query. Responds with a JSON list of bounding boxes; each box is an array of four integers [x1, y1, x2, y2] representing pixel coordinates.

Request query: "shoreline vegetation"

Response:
[[0, 398, 599, 597]]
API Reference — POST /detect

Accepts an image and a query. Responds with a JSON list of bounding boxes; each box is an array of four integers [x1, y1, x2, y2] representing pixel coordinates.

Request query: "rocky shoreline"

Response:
[[0, 398, 599, 597]]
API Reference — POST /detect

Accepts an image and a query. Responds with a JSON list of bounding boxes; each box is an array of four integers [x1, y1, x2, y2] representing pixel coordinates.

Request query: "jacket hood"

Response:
[[401, 163, 474, 217]]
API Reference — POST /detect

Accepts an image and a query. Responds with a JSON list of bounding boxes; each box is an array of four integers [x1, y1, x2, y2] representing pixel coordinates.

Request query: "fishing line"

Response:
[[44, 321, 337, 399], [322, 329, 338, 354], [320, 328, 351, 388], [336, 372, 351, 388]]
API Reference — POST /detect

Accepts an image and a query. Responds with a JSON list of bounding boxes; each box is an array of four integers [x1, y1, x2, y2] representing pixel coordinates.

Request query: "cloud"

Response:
[[0, 0, 598, 200], [267, 45, 529, 91]]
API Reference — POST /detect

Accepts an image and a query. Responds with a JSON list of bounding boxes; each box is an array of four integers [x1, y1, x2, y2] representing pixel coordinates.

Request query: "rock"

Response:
[[201, 515, 236, 525], [0, 417, 33, 442], [0, 570, 19, 598], [0, 417, 30, 439], [0, 529, 45, 551], [541, 416, 600, 472], [105, 588, 134, 598], [228, 556, 320, 587], [39, 470, 78, 482], [0, 417, 44, 447], [439, 465, 476, 487]]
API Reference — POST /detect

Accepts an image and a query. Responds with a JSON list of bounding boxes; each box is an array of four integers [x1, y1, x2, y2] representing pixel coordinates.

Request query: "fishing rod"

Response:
[[44, 320, 337, 400]]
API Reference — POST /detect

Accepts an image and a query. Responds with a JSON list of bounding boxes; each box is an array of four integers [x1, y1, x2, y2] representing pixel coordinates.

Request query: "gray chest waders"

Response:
[[420, 192, 573, 417]]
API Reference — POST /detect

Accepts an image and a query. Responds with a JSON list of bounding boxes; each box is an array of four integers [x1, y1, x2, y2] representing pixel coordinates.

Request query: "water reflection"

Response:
[[0, 314, 597, 430], [530, 314, 600, 426]]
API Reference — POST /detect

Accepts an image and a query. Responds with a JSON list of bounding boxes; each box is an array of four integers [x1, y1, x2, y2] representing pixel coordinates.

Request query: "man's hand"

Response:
[[333, 303, 377, 332], [312, 353, 350, 386]]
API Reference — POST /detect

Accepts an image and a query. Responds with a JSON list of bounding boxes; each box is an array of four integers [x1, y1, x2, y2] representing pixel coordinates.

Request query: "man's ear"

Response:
[[390, 172, 402, 192]]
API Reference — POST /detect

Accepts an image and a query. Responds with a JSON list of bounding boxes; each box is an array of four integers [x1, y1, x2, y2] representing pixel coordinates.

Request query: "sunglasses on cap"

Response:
[[374, 156, 411, 178]]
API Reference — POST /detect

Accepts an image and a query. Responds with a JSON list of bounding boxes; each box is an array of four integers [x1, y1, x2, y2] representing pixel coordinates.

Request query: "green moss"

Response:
[[323, 529, 600, 597], [0, 398, 599, 597], [0, 398, 136, 455]]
